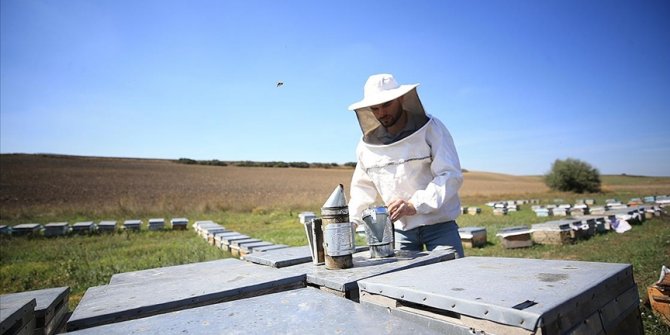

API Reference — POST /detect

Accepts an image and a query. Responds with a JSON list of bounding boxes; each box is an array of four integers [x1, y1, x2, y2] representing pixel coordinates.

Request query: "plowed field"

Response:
[[1, 154, 667, 220]]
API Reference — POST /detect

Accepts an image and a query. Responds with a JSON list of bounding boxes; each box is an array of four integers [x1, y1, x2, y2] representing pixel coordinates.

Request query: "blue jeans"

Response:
[[394, 221, 464, 258]]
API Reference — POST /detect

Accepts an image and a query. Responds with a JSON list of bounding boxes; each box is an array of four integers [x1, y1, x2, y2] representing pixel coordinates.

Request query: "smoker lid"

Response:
[[322, 184, 347, 208], [358, 257, 635, 332]]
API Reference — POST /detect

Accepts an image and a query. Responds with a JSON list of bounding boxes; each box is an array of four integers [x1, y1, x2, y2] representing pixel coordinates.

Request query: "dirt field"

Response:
[[1, 154, 668, 220]]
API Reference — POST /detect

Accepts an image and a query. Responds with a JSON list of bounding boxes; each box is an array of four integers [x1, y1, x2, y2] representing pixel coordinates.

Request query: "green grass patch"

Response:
[[0, 229, 228, 309]]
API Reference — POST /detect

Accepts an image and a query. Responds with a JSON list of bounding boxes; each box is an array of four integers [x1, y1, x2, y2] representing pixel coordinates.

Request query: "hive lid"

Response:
[[358, 257, 636, 332], [322, 184, 347, 208]]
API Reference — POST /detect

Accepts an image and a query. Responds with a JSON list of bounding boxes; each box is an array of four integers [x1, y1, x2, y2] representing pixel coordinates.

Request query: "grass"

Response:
[[0, 229, 228, 310], [1, 202, 668, 333], [1, 155, 669, 333]]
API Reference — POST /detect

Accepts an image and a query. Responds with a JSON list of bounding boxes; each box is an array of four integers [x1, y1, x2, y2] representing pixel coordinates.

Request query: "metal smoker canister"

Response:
[[361, 206, 395, 258], [321, 184, 355, 270]]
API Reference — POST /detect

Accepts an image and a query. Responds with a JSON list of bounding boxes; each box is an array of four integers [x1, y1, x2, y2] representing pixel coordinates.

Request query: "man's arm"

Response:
[[348, 159, 378, 225], [408, 118, 463, 215]]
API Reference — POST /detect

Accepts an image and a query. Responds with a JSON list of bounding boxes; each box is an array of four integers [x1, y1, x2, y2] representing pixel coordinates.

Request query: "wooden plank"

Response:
[[67, 258, 305, 331]]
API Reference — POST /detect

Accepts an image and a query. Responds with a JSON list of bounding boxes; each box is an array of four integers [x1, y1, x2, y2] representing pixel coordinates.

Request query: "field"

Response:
[[1, 154, 669, 333]]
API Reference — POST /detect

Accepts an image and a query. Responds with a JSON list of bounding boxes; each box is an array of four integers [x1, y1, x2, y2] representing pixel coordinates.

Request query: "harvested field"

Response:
[[1, 154, 669, 221]]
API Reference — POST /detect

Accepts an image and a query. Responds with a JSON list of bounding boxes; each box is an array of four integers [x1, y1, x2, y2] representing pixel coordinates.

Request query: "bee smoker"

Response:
[[320, 184, 355, 270], [361, 206, 395, 258], [300, 212, 324, 265]]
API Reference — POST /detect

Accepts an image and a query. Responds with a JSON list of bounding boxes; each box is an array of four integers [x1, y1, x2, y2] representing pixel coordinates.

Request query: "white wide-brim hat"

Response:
[[348, 73, 419, 111]]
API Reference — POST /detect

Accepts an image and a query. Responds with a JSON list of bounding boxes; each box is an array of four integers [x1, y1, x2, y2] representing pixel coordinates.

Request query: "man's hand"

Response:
[[388, 199, 417, 222]]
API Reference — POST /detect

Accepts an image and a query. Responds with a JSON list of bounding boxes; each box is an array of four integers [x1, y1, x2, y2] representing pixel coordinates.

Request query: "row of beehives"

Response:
[[191, 220, 289, 258], [2, 220, 648, 334], [463, 198, 582, 216], [531, 195, 669, 217], [0, 218, 190, 237], [458, 204, 664, 249]]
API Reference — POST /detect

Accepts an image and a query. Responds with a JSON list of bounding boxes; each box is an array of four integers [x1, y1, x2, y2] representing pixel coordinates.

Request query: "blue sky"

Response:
[[2, 0, 669, 176]]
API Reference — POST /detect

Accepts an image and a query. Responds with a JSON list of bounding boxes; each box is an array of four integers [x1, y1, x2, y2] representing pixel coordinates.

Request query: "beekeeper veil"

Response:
[[348, 74, 428, 144]]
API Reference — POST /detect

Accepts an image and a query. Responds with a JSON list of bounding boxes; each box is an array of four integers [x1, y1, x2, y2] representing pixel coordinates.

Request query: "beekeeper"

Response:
[[347, 73, 465, 257]]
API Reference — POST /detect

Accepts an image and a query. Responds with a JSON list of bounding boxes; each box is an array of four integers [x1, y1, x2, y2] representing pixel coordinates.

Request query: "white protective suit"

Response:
[[348, 114, 464, 231]]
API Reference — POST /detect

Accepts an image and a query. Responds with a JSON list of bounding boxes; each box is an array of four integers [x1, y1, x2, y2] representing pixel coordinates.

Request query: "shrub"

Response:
[[177, 158, 197, 165], [544, 158, 601, 193]]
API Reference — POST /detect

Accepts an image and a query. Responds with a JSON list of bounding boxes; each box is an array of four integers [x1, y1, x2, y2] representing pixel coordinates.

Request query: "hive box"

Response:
[[534, 207, 551, 217], [12, 223, 43, 236], [359, 257, 643, 335], [552, 207, 568, 216], [0, 225, 10, 235], [288, 249, 456, 301], [205, 227, 230, 245], [0, 287, 70, 335], [147, 218, 164, 231], [496, 226, 533, 249], [575, 215, 608, 233], [218, 234, 250, 252], [123, 220, 141, 231], [44, 222, 70, 237], [493, 207, 507, 216], [0, 297, 36, 335], [213, 232, 243, 249], [251, 244, 289, 252], [195, 222, 224, 239], [169, 218, 188, 230], [531, 220, 573, 245], [68, 259, 305, 331], [239, 241, 275, 258], [64, 288, 446, 335], [97, 221, 117, 233], [72, 221, 96, 235], [458, 227, 487, 248], [229, 238, 262, 257], [191, 220, 214, 231]]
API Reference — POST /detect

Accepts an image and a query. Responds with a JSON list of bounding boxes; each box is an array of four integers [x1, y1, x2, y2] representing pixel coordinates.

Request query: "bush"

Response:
[[544, 158, 601, 193]]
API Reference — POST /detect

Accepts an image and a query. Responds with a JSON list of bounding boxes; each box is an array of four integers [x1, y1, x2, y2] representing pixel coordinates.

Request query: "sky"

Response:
[[1, 1, 669, 176]]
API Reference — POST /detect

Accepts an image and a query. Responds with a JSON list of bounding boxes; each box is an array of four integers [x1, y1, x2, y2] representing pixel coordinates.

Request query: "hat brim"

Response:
[[348, 84, 419, 111]]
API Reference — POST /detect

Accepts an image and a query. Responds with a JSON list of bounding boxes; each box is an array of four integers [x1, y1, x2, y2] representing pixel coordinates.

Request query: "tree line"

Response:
[[176, 158, 357, 169]]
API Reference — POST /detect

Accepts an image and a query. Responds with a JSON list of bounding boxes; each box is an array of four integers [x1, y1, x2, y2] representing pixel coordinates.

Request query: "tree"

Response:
[[544, 158, 601, 193]]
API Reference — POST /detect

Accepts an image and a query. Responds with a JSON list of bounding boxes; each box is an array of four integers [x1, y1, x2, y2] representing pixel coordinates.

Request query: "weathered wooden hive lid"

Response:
[[322, 184, 347, 209]]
